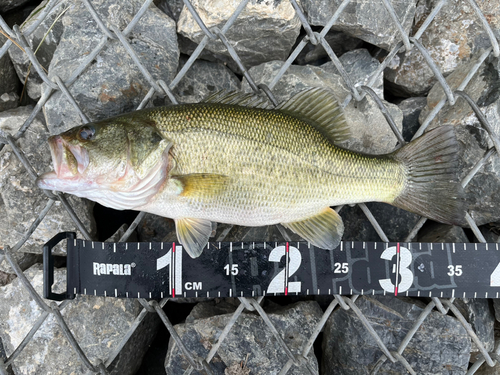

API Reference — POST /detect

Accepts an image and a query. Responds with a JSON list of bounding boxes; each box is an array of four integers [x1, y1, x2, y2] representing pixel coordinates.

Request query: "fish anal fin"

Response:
[[281, 207, 344, 250], [175, 217, 212, 258], [174, 173, 230, 199], [276, 87, 350, 145]]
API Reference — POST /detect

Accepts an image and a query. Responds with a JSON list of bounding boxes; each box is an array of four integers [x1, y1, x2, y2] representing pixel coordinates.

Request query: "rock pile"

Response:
[[0, 0, 499, 373]]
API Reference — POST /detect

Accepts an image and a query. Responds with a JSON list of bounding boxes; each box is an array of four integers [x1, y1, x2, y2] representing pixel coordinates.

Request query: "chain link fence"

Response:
[[0, 0, 500, 373]]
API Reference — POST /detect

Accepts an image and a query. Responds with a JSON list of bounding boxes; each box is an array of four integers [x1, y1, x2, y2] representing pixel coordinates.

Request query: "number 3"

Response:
[[379, 246, 413, 294]]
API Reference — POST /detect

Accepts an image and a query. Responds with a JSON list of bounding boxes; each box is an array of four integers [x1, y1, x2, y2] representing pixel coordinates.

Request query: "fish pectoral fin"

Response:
[[175, 218, 213, 258], [173, 173, 230, 198], [281, 208, 344, 250]]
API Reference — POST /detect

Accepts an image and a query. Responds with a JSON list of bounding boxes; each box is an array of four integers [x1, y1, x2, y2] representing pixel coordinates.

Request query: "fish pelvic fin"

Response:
[[282, 207, 344, 250], [391, 125, 466, 226], [276, 87, 350, 145], [175, 217, 212, 258]]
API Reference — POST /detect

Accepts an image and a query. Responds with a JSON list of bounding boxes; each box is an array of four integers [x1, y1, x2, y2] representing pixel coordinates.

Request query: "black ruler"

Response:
[[43, 232, 500, 300]]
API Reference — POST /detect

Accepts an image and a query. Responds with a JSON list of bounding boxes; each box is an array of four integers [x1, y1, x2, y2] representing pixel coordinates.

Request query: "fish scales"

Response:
[[36, 88, 465, 258], [141, 103, 405, 225]]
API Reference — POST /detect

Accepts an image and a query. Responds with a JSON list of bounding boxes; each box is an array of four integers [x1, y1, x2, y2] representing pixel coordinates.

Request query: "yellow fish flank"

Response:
[[37, 88, 465, 257]]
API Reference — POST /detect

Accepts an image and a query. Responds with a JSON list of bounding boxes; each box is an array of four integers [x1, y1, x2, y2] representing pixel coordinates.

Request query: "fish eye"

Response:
[[79, 125, 96, 141]]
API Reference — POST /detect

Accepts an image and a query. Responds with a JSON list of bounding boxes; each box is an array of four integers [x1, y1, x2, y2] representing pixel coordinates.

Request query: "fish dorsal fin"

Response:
[[276, 87, 350, 144], [281, 207, 344, 250], [203, 90, 272, 109]]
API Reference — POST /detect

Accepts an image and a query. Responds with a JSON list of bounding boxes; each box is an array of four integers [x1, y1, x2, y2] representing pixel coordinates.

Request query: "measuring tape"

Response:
[[43, 232, 500, 300]]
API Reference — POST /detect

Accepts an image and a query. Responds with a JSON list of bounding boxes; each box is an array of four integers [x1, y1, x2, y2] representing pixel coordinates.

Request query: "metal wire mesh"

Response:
[[0, 0, 499, 373]]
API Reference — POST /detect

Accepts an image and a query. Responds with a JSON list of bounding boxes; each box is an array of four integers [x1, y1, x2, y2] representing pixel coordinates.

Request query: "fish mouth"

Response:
[[48, 135, 89, 178]]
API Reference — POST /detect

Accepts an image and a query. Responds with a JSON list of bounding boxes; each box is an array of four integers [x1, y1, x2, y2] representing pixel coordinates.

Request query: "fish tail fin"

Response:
[[391, 125, 466, 226]]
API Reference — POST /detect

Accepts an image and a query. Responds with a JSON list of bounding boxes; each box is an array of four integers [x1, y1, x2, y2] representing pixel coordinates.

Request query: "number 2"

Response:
[[267, 246, 302, 294]]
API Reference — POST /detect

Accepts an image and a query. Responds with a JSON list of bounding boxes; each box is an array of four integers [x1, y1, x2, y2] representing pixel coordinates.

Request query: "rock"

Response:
[[165, 301, 322, 374], [417, 222, 469, 243], [8, 0, 67, 101], [43, 0, 179, 134], [480, 223, 500, 243], [174, 57, 241, 103], [493, 300, 500, 323], [0, 264, 159, 375], [0, 93, 19, 113], [105, 223, 137, 243], [0, 0, 32, 13], [414, 55, 500, 226], [177, 0, 301, 69], [242, 58, 403, 155], [301, 0, 417, 51], [0, 38, 19, 112], [0, 106, 96, 273], [155, 0, 184, 22], [185, 299, 239, 323], [398, 97, 427, 142], [137, 213, 177, 242], [341, 203, 421, 242], [385, 0, 500, 96], [453, 299, 495, 353], [420, 54, 500, 129], [322, 296, 471, 374], [0, 270, 16, 287], [295, 31, 364, 66], [473, 362, 500, 375]]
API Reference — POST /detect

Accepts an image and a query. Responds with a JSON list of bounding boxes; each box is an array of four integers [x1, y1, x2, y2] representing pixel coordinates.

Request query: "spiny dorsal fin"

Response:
[[203, 90, 272, 109], [276, 87, 350, 145]]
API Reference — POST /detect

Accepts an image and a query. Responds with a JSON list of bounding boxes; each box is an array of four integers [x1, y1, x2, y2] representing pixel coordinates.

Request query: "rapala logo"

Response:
[[93, 262, 133, 276]]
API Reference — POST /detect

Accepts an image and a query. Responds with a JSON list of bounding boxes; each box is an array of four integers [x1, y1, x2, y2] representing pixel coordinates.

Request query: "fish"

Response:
[[36, 88, 465, 258]]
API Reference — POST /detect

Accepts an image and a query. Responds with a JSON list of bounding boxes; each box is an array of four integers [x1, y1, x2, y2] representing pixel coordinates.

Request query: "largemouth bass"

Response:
[[37, 88, 465, 258]]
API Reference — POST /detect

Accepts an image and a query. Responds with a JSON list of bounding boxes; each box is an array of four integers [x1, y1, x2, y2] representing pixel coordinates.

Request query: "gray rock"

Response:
[[301, 0, 417, 50], [0, 93, 19, 113], [7, 0, 67, 100], [0, 270, 16, 287], [43, 0, 179, 134], [480, 223, 500, 243], [177, 0, 301, 69], [493, 299, 500, 322], [341, 202, 421, 242], [0, 264, 159, 375], [242, 58, 403, 155], [398, 97, 427, 142], [185, 299, 239, 323], [155, 0, 184, 22], [417, 222, 469, 243], [137, 213, 177, 242], [416, 57, 500, 226], [0, 106, 96, 273], [295, 31, 364, 66], [165, 301, 322, 374], [174, 57, 241, 103], [0, 38, 19, 111], [453, 299, 495, 353], [385, 0, 500, 96], [322, 296, 471, 374], [105, 223, 137, 243], [472, 362, 500, 375], [0, 0, 32, 14]]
